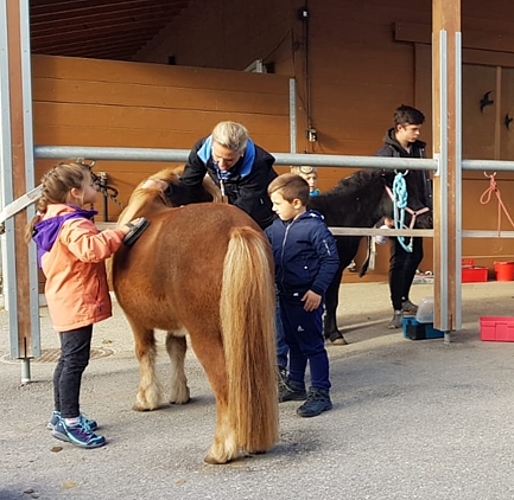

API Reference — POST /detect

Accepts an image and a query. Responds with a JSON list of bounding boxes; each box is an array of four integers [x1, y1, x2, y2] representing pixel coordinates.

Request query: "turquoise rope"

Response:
[[392, 172, 413, 253]]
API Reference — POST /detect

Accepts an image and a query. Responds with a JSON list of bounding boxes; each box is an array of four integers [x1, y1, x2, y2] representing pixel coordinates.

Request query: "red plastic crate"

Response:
[[462, 266, 488, 283], [480, 316, 514, 342]]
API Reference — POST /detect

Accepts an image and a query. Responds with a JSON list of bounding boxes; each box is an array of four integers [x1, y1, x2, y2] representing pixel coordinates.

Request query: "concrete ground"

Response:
[[1, 280, 514, 500]]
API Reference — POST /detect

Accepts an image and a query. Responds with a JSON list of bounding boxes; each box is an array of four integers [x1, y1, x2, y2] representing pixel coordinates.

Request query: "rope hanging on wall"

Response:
[[480, 172, 514, 237]]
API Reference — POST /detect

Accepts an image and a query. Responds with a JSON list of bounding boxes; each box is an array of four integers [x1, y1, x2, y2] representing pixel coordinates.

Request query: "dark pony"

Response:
[[111, 168, 278, 464], [308, 169, 432, 343]]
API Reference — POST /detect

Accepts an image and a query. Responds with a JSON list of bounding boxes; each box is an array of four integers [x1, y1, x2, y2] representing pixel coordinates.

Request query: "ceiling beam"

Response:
[[31, 18, 167, 40], [31, 0, 187, 20], [30, 5, 176, 27]]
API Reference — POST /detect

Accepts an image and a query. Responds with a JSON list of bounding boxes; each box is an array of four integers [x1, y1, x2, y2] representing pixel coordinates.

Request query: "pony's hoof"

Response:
[[132, 402, 158, 412], [203, 453, 229, 465], [329, 337, 348, 346], [170, 396, 191, 405]]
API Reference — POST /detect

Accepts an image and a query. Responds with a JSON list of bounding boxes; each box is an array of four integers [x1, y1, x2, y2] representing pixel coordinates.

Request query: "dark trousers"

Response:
[[279, 298, 330, 391], [389, 237, 424, 311], [275, 301, 289, 370], [53, 325, 93, 419]]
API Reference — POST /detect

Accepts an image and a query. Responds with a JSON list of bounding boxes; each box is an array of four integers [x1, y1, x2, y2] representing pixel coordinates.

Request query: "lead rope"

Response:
[[479, 172, 514, 236], [392, 171, 413, 252]]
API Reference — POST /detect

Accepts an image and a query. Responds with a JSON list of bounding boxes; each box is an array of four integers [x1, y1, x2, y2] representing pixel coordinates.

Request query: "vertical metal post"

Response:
[[438, 31, 450, 336], [289, 78, 297, 154], [455, 32, 463, 330]]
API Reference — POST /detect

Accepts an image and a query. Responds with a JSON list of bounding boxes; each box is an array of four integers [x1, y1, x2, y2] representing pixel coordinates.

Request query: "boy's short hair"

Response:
[[393, 105, 425, 127], [268, 173, 310, 206], [291, 165, 318, 176]]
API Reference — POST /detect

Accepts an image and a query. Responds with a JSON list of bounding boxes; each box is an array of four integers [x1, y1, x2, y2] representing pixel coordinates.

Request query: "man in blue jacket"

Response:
[[179, 121, 278, 229], [265, 173, 339, 418]]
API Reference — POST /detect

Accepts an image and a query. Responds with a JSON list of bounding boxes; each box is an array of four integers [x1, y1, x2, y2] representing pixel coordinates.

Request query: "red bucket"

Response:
[[494, 261, 514, 281]]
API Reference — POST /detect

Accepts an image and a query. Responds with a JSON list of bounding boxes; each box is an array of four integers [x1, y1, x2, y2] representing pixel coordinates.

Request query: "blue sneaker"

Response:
[[51, 418, 106, 449], [47, 411, 98, 432]]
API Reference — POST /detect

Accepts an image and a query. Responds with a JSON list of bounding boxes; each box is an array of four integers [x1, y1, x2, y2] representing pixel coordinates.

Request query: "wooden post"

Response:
[[432, 0, 461, 336], [3, 0, 40, 376]]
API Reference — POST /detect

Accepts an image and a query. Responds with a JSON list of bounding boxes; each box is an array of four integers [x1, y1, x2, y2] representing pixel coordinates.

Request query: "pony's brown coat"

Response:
[[112, 169, 278, 463]]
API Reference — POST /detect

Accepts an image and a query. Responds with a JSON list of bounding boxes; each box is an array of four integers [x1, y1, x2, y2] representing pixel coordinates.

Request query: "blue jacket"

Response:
[[265, 210, 339, 301]]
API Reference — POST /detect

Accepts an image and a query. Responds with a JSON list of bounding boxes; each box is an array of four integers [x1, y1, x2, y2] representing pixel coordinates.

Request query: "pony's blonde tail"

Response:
[[220, 226, 279, 454]]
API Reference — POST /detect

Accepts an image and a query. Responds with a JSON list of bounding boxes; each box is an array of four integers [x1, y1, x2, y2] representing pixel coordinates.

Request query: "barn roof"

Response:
[[30, 0, 191, 61]]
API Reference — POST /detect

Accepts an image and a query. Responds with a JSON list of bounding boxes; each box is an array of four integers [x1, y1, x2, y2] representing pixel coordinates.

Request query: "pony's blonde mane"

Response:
[[117, 168, 179, 225]]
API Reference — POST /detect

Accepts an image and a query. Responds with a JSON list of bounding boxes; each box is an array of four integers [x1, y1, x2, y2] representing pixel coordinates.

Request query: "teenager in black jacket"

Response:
[[179, 121, 278, 229], [376, 105, 432, 329]]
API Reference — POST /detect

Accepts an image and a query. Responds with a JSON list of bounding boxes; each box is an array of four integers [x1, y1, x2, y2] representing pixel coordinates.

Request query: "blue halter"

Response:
[[392, 171, 413, 253]]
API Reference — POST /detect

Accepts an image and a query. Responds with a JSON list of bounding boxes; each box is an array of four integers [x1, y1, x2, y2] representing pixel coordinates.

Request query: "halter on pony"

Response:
[[385, 171, 430, 252]]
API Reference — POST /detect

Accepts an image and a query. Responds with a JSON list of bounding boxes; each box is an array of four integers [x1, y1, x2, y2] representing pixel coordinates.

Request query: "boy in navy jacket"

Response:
[[265, 174, 339, 417]]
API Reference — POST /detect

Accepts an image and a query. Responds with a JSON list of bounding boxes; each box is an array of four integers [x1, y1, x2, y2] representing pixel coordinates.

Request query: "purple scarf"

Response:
[[33, 207, 98, 268]]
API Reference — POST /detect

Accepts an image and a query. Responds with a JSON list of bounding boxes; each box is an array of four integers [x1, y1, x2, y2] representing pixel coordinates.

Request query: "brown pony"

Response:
[[111, 168, 278, 464]]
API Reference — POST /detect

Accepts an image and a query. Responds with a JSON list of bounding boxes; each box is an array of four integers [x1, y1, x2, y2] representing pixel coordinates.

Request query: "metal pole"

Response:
[[455, 31, 463, 330], [438, 30, 450, 338], [34, 145, 438, 171], [289, 78, 297, 154]]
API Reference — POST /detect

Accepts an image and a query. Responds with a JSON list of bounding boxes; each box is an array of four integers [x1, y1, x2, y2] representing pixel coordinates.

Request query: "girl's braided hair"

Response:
[[24, 161, 90, 243]]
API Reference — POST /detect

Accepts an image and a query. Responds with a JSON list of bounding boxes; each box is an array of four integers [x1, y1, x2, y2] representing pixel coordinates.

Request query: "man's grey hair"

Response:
[[211, 121, 249, 153]]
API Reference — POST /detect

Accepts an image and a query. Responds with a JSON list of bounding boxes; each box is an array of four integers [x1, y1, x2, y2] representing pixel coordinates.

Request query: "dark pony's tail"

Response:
[[220, 226, 279, 454]]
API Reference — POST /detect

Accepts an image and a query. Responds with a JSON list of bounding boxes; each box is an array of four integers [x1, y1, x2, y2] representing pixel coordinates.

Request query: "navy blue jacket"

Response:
[[179, 135, 277, 229], [265, 210, 339, 301]]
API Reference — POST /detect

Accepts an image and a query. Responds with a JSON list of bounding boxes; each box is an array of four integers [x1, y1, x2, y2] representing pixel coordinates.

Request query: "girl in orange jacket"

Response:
[[25, 161, 141, 449]]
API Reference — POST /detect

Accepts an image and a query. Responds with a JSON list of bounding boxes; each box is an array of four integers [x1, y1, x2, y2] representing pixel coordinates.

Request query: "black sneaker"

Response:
[[279, 380, 307, 403], [296, 388, 332, 418]]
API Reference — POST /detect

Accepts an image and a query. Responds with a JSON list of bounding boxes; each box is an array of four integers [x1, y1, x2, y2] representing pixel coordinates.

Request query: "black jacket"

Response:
[[179, 136, 278, 229], [376, 128, 432, 209]]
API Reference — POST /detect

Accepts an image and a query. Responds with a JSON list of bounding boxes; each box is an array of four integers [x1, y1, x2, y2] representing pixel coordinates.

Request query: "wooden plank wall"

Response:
[[32, 54, 292, 221], [134, 0, 514, 281]]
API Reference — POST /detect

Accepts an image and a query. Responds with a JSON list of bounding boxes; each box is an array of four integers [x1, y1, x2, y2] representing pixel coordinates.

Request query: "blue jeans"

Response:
[[53, 325, 93, 418], [279, 299, 331, 391], [276, 301, 289, 371]]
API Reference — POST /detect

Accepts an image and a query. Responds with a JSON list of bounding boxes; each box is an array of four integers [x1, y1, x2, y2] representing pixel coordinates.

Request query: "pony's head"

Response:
[[380, 169, 433, 229]]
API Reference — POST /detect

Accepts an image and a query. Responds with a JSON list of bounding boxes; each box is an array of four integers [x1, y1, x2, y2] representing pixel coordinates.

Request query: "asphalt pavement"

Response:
[[2, 281, 514, 500]]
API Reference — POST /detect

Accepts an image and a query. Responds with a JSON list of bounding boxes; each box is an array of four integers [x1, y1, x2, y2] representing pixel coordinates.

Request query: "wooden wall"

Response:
[[32, 54, 292, 221], [134, 0, 514, 280]]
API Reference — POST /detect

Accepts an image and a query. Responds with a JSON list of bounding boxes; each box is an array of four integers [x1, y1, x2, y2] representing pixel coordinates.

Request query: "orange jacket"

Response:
[[38, 204, 126, 332]]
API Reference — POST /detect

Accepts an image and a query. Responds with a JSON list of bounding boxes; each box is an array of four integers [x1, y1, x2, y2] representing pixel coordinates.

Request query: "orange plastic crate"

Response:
[[462, 266, 488, 283]]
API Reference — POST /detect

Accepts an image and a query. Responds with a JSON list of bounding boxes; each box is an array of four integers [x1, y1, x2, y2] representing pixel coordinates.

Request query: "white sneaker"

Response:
[[402, 299, 418, 316]]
